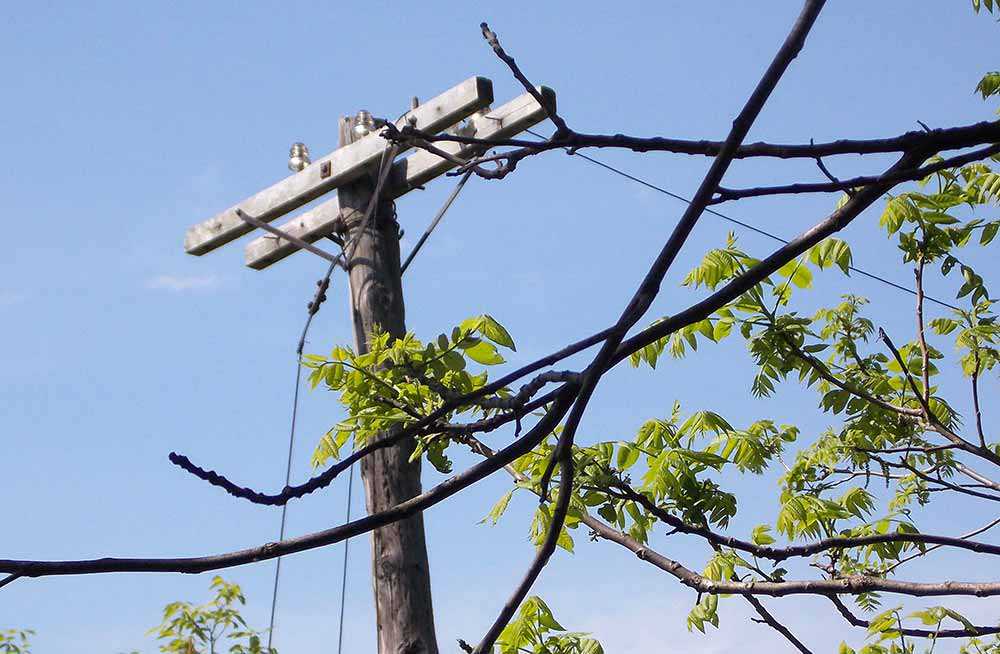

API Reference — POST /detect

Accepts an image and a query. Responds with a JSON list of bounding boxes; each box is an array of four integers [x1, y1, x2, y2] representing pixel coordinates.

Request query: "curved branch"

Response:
[[827, 595, 999, 638], [170, 330, 610, 506], [0, 388, 577, 580], [710, 143, 1000, 203], [780, 334, 922, 417], [605, 531, 1000, 598], [616, 484, 1000, 561]]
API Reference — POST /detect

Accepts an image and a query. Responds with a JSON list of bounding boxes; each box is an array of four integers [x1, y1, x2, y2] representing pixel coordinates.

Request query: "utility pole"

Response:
[[181, 77, 554, 654], [337, 113, 438, 654]]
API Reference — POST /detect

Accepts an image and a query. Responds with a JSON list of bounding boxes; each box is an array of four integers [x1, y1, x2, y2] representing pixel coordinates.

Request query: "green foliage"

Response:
[[304, 314, 517, 471], [149, 577, 276, 654], [495, 596, 603, 654], [0, 630, 32, 654]]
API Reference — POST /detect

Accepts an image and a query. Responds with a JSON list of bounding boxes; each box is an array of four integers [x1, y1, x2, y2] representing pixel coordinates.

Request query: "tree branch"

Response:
[[398, 118, 1000, 163], [827, 595, 999, 638], [474, 2, 828, 648], [744, 595, 815, 653], [614, 147, 931, 366], [709, 143, 1000, 203], [615, 483, 1000, 561], [0, 388, 577, 580]]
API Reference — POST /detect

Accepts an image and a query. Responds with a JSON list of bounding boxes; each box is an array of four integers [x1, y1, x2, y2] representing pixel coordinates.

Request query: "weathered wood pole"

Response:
[[338, 115, 439, 654]]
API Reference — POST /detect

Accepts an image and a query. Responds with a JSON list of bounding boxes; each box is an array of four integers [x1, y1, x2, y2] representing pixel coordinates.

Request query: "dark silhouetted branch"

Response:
[[710, 143, 1000, 203], [0, 388, 576, 580]]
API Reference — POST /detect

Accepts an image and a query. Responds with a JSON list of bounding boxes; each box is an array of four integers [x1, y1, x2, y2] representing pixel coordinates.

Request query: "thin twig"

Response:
[[744, 595, 814, 653]]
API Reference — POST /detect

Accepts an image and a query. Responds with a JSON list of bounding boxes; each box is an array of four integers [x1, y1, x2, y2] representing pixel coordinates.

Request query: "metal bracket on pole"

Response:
[[236, 209, 345, 269]]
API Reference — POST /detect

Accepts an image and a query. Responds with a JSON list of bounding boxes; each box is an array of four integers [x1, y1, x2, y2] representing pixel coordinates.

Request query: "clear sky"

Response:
[[2, 2, 997, 652]]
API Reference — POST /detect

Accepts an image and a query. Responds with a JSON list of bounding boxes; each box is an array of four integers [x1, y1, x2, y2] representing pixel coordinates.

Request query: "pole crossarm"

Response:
[[243, 87, 555, 270], [183, 76, 493, 256]]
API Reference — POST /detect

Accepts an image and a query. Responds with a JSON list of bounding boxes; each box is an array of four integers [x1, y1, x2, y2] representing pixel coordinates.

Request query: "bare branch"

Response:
[[400, 119, 1000, 163], [744, 595, 815, 653], [710, 143, 1000, 203], [827, 595, 999, 638], [615, 483, 1000, 561], [972, 350, 987, 448], [884, 516, 1000, 575], [472, 452, 574, 654], [479, 22, 567, 134], [0, 388, 577, 580], [169, 328, 610, 506]]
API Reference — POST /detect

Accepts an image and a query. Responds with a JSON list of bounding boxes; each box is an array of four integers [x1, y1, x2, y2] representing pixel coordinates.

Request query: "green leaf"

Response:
[[482, 489, 515, 525], [616, 443, 641, 470], [777, 257, 813, 289], [479, 314, 516, 351], [463, 340, 505, 365], [751, 524, 775, 545], [981, 222, 999, 245]]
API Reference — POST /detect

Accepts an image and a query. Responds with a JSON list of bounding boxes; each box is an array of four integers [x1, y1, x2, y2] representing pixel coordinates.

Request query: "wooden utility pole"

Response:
[[181, 76, 554, 654], [338, 115, 439, 654]]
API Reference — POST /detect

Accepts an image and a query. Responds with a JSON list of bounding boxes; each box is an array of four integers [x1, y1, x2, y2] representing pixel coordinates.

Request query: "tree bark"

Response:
[[339, 116, 439, 654]]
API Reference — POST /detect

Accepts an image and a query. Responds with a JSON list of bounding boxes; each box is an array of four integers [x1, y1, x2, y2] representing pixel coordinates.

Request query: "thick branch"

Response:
[[475, 3, 828, 648], [400, 119, 1000, 162], [0, 388, 577, 579]]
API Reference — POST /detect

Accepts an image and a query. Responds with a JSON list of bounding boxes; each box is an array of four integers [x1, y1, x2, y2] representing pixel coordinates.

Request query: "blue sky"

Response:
[[2, 2, 998, 652]]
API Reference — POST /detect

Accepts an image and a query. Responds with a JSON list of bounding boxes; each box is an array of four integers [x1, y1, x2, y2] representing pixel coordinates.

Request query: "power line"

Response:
[[336, 465, 355, 654], [401, 169, 474, 274], [524, 129, 961, 312]]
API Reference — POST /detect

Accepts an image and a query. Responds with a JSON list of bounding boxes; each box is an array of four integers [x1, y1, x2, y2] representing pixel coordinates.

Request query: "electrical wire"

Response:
[[524, 128, 962, 312], [336, 464, 355, 654], [266, 357, 306, 651], [401, 169, 474, 274]]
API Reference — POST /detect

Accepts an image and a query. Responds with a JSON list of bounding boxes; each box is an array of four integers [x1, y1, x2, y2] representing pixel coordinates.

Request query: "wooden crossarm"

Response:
[[244, 87, 555, 270], [183, 76, 493, 256]]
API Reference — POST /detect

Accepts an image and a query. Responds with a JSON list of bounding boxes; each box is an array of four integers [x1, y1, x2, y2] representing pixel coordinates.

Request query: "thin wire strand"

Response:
[[401, 169, 474, 274], [524, 128, 961, 312], [336, 464, 355, 654], [266, 357, 306, 651]]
